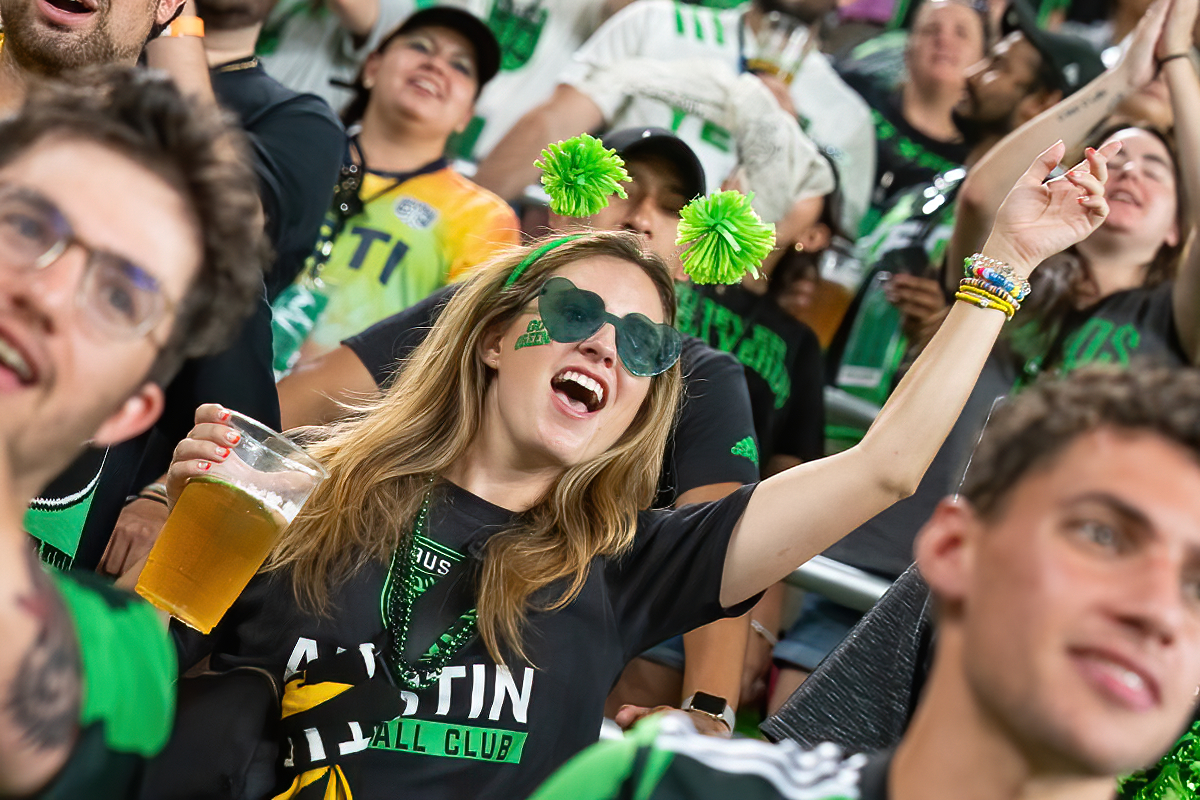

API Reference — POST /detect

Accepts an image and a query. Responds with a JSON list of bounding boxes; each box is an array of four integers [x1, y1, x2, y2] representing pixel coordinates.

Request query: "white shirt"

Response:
[[559, 0, 875, 234], [258, 0, 604, 160]]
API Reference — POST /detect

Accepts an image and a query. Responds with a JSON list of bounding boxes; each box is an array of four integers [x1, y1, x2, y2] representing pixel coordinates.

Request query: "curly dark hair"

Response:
[[961, 365, 1200, 519], [0, 66, 270, 385]]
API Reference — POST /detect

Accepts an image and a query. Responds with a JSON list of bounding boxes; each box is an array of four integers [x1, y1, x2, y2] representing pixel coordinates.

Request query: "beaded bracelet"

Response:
[[960, 278, 1020, 311], [958, 288, 1016, 319], [964, 254, 1031, 301], [958, 281, 1017, 312], [955, 290, 1015, 320]]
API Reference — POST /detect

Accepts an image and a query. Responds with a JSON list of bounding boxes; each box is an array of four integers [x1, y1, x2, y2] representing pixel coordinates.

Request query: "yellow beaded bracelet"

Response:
[[960, 278, 1020, 311], [955, 290, 1014, 321], [958, 285, 1016, 318]]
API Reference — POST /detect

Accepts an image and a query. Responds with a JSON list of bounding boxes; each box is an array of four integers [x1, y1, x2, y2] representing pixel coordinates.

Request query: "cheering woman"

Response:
[[167, 141, 1115, 800]]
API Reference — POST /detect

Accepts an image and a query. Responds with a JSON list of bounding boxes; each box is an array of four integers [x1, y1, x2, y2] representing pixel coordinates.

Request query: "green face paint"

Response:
[[515, 318, 552, 350]]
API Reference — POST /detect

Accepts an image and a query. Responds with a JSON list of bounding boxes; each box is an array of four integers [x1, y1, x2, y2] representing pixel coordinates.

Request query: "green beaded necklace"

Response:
[[380, 482, 479, 690]]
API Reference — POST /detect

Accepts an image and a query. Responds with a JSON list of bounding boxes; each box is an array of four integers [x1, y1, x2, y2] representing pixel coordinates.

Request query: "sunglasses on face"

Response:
[[536, 276, 682, 378]]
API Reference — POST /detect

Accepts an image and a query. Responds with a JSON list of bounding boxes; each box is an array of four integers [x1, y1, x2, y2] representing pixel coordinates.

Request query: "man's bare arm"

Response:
[[0, 542, 79, 795], [473, 84, 605, 202]]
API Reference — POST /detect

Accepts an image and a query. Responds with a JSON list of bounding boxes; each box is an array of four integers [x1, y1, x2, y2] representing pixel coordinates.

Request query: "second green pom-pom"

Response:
[[677, 191, 776, 285], [535, 134, 630, 217]]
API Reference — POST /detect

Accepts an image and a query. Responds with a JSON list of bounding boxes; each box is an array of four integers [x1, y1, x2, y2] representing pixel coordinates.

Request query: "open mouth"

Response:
[[1108, 189, 1141, 208], [551, 369, 606, 414], [0, 336, 35, 385], [44, 0, 95, 14]]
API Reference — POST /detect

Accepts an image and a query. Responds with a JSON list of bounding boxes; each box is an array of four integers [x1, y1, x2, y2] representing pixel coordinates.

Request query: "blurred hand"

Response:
[[98, 498, 169, 579], [1120, 0, 1170, 89], [886, 274, 948, 338], [1159, 0, 1199, 60], [753, 72, 797, 117], [984, 140, 1116, 277], [613, 705, 732, 737], [740, 634, 773, 710]]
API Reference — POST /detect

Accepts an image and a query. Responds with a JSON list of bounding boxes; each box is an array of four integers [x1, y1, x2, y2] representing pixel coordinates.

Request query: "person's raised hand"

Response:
[[982, 140, 1117, 277], [1120, 0, 1171, 89], [164, 403, 241, 506], [1158, 0, 1199, 62]]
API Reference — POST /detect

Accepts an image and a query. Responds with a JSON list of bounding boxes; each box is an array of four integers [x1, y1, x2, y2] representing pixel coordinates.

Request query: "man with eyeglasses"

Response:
[[0, 67, 266, 796]]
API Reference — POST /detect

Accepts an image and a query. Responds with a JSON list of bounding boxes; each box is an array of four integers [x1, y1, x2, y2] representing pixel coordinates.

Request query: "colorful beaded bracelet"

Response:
[[964, 254, 1031, 301]]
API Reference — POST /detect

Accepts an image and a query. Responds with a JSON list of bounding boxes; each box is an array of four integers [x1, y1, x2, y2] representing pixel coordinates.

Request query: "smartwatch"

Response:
[[681, 692, 735, 732]]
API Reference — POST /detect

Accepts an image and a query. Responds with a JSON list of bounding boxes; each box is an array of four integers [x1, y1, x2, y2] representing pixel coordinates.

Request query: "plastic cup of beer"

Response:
[[135, 412, 328, 633], [745, 12, 813, 84]]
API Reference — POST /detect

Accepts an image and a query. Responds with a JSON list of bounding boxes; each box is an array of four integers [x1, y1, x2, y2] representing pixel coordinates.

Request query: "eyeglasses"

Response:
[[0, 184, 175, 340], [537, 276, 682, 377]]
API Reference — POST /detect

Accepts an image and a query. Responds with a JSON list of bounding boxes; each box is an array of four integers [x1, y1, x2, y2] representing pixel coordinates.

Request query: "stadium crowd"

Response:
[[1, 0, 1200, 797]]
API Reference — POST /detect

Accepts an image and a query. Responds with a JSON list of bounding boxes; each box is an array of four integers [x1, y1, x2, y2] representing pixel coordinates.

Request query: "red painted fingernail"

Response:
[[218, 409, 231, 422], [216, 447, 230, 457], [1077, 197, 1088, 203], [198, 461, 211, 471], [225, 431, 241, 444]]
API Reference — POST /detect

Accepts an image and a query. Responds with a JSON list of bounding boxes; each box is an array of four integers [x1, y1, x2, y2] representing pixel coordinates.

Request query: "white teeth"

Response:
[[1116, 666, 1146, 692], [560, 370, 604, 407], [0, 338, 31, 382]]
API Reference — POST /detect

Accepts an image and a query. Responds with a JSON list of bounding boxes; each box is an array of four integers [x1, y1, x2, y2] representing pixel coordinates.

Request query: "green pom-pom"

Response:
[[676, 191, 776, 285], [534, 134, 629, 217]]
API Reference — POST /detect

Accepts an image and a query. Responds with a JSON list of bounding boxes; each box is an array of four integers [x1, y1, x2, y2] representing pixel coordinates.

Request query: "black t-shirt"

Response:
[[342, 286, 761, 505], [675, 283, 824, 466], [211, 60, 346, 299], [1022, 282, 1186, 381], [174, 481, 760, 800], [842, 72, 969, 218], [826, 282, 1187, 579]]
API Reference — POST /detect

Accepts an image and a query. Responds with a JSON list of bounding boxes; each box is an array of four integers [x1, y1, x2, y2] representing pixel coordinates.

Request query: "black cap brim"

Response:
[[1000, 0, 1104, 96], [392, 6, 501, 91], [601, 127, 707, 202]]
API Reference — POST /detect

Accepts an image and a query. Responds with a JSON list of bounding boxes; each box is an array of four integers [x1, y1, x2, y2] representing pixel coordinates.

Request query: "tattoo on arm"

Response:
[[1055, 87, 1114, 123], [6, 548, 80, 751]]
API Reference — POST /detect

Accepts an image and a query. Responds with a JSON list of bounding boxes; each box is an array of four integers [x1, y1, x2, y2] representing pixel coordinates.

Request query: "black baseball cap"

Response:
[[1001, 0, 1104, 97], [601, 128, 707, 202], [383, 6, 501, 91]]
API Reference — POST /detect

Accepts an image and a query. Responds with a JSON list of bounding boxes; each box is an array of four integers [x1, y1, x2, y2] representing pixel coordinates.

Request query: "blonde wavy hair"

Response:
[[266, 231, 684, 664]]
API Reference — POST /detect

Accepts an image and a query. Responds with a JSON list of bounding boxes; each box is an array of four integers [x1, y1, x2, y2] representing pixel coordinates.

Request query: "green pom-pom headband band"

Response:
[[504, 235, 585, 287], [676, 190, 776, 285], [535, 133, 630, 217]]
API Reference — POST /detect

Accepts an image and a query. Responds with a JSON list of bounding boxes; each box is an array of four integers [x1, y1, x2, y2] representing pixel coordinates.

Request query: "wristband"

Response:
[[161, 16, 205, 38], [750, 619, 778, 646], [955, 290, 1014, 320]]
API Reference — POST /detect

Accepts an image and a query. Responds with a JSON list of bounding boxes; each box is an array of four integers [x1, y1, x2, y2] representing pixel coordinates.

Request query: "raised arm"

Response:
[[472, 85, 605, 203], [1160, 0, 1200, 363], [720, 142, 1116, 607], [945, 0, 1166, 287]]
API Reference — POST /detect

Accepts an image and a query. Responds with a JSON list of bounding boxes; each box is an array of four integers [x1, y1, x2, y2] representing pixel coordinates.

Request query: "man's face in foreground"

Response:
[[0, 136, 200, 498], [930, 428, 1200, 775], [0, 0, 178, 74]]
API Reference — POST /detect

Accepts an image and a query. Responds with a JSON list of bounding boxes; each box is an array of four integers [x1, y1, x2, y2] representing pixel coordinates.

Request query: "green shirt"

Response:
[[37, 570, 175, 798], [530, 714, 869, 800]]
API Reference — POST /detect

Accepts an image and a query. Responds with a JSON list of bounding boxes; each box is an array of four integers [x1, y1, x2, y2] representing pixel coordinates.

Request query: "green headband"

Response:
[[504, 235, 585, 288]]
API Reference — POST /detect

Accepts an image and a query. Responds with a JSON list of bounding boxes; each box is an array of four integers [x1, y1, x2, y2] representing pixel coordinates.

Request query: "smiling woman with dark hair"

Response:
[[269, 5, 518, 377]]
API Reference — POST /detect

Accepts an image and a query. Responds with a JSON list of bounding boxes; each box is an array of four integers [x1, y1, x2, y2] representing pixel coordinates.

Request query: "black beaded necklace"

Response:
[[380, 483, 479, 690]]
